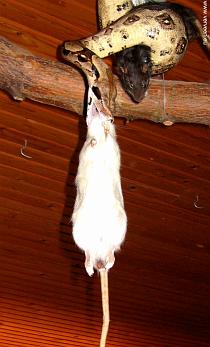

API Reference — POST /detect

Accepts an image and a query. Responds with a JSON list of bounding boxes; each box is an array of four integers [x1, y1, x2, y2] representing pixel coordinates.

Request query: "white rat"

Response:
[[72, 89, 127, 277]]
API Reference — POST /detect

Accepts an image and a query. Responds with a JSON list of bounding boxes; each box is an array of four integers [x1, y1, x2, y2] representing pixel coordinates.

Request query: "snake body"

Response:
[[98, 0, 154, 102], [112, 0, 200, 102], [64, 3, 189, 75], [98, 0, 133, 28], [98, 0, 168, 29], [62, 1, 210, 108]]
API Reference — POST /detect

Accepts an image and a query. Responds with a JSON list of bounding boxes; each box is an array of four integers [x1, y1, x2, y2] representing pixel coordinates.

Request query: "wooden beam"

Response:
[[0, 36, 209, 126]]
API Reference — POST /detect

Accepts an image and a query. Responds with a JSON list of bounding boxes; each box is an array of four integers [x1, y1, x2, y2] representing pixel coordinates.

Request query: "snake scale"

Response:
[[112, 0, 208, 101], [61, 0, 210, 112], [98, 0, 164, 102]]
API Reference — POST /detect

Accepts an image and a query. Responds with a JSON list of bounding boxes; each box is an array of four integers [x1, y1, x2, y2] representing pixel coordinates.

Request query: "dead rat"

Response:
[[72, 89, 127, 346]]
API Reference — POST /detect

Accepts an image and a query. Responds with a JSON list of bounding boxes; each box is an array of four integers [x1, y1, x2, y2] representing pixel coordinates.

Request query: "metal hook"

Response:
[[20, 140, 32, 159]]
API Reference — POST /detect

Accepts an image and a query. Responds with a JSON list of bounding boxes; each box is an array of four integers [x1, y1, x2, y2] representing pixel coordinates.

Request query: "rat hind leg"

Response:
[[105, 249, 115, 270], [85, 251, 94, 276]]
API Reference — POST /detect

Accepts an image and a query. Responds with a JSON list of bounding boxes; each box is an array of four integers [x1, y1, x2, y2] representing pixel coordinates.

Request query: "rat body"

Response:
[[72, 89, 126, 346], [115, 44, 152, 102], [72, 96, 127, 277], [114, 0, 200, 102], [114, 0, 160, 102]]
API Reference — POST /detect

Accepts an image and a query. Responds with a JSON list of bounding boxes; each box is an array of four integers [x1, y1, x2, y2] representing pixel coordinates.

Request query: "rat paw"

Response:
[[105, 251, 115, 270], [85, 252, 94, 276]]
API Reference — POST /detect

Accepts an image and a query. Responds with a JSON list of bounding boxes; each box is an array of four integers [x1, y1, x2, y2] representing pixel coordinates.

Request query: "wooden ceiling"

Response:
[[0, 0, 210, 346]]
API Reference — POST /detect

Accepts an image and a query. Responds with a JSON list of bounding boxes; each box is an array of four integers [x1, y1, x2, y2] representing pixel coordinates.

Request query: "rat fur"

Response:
[[72, 102, 127, 276]]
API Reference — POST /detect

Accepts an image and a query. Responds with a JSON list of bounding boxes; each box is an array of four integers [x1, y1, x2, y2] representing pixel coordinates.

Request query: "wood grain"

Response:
[[0, 36, 210, 125], [0, 1, 210, 346]]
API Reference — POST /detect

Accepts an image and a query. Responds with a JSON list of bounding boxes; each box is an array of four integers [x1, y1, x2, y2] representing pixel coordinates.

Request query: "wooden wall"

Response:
[[0, 0, 210, 346]]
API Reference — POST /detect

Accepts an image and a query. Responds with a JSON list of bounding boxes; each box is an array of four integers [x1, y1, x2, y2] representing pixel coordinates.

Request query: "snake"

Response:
[[99, 0, 156, 102], [61, 0, 210, 111], [112, 0, 208, 102]]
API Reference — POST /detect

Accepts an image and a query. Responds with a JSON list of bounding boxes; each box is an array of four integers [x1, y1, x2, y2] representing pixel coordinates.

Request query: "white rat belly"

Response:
[[72, 116, 127, 275]]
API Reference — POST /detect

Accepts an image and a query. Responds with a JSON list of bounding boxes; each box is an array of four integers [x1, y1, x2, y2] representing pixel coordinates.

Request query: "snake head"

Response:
[[61, 41, 93, 69], [115, 45, 152, 103], [61, 41, 83, 62]]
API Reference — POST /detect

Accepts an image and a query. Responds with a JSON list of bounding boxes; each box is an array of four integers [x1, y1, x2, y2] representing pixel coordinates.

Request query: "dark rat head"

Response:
[[115, 45, 152, 103]]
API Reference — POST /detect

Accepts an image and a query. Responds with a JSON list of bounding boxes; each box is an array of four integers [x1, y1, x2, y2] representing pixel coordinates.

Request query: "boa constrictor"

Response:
[[63, 2, 188, 72], [112, 0, 209, 102], [61, 1, 210, 114], [98, 0, 168, 102]]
